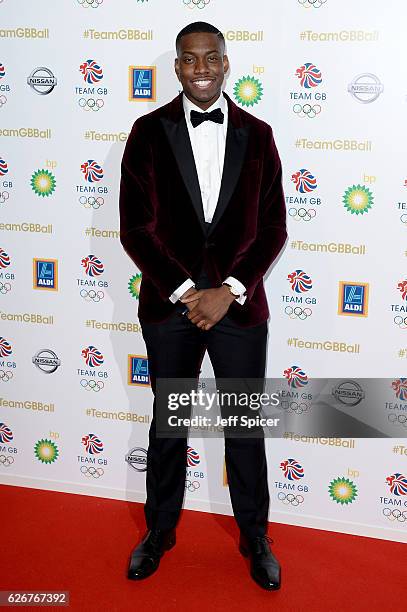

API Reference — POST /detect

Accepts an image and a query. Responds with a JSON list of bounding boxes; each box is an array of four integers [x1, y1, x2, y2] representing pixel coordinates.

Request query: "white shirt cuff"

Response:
[[169, 278, 195, 303], [224, 276, 247, 305]]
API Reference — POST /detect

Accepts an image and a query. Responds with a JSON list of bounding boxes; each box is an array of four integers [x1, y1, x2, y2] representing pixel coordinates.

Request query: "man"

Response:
[[119, 22, 287, 590]]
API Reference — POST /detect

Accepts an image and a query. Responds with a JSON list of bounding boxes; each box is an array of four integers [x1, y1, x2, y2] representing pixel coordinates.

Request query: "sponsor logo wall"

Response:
[[0, 0, 406, 543]]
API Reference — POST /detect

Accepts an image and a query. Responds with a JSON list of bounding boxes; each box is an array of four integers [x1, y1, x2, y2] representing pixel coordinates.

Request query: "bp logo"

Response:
[[34, 438, 59, 464], [343, 184, 373, 215], [233, 76, 263, 107], [128, 273, 142, 299], [31, 169, 56, 197], [328, 477, 357, 504]]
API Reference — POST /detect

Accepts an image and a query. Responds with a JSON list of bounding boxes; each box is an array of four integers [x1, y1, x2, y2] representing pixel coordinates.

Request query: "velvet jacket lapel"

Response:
[[160, 92, 250, 236]]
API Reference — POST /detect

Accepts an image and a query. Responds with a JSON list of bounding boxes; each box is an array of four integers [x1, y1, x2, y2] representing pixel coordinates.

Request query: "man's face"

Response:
[[175, 32, 229, 110]]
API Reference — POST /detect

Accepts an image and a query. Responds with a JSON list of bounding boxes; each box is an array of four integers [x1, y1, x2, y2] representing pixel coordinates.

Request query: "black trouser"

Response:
[[139, 268, 269, 539]]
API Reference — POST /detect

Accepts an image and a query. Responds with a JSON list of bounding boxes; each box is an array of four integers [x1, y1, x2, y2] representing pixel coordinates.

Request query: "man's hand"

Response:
[[180, 287, 200, 311], [181, 286, 236, 330]]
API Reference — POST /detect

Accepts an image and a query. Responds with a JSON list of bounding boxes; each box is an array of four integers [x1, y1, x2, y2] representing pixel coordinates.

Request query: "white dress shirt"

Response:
[[169, 92, 247, 305]]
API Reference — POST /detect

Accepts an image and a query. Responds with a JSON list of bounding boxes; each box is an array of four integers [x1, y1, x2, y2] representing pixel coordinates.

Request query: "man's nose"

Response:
[[194, 58, 210, 74]]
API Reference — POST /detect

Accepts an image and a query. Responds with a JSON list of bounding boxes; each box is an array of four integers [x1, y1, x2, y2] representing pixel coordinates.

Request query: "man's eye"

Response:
[[208, 56, 219, 62], [184, 57, 194, 63]]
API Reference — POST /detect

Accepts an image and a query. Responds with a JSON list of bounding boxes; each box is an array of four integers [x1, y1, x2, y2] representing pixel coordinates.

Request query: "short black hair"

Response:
[[176, 21, 225, 55]]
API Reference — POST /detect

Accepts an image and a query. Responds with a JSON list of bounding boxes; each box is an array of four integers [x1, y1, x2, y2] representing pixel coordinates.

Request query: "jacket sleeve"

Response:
[[227, 126, 287, 301], [119, 118, 192, 300]]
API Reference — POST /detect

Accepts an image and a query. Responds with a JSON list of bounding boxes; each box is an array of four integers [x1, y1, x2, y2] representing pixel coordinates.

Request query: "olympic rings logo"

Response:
[[281, 401, 310, 414], [185, 479, 200, 492], [0, 95, 7, 107], [77, 0, 103, 7], [0, 191, 10, 204], [79, 289, 104, 302], [80, 465, 104, 477], [0, 370, 13, 382], [298, 0, 327, 7], [399, 214, 407, 224], [394, 316, 407, 330], [293, 103, 321, 118], [388, 413, 407, 427], [78, 98, 104, 111], [0, 282, 12, 294], [278, 492, 304, 505], [284, 306, 312, 320], [382, 508, 407, 522], [79, 195, 104, 209], [80, 379, 104, 391], [0, 454, 14, 466], [288, 207, 317, 222], [183, 0, 211, 9]]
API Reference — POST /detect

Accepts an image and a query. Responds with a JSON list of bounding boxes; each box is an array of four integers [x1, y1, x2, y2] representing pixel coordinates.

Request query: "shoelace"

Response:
[[252, 535, 274, 555]]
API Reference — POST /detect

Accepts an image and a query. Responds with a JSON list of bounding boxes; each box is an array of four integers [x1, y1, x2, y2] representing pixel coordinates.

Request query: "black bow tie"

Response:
[[190, 108, 224, 128]]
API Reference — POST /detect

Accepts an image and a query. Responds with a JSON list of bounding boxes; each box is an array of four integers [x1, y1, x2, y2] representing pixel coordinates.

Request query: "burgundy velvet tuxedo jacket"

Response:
[[119, 92, 287, 327]]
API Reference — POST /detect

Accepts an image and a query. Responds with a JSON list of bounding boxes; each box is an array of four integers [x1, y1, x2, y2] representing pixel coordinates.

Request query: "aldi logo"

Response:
[[33, 258, 58, 291], [338, 281, 369, 317], [129, 66, 156, 101], [128, 355, 150, 386]]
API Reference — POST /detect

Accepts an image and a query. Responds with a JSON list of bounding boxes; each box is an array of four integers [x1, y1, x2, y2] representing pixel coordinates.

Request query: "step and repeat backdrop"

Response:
[[1, 0, 406, 543]]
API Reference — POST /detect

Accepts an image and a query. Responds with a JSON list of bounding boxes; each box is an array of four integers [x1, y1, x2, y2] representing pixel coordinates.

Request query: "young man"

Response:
[[119, 22, 287, 590]]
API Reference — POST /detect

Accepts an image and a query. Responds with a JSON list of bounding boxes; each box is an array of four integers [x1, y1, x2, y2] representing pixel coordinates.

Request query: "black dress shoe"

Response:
[[239, 534, 281, 590], [127, 528, 176, 580]]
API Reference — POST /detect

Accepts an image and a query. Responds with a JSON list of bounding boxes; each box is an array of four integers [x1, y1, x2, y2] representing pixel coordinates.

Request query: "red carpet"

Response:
[[0, 484, 405, 611]]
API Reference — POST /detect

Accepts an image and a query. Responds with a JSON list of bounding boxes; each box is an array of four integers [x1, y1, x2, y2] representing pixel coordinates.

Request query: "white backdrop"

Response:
[[1, 0, 407, 543]]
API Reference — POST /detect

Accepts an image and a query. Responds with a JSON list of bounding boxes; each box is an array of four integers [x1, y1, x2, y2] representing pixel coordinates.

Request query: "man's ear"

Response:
[[223, 54, 230, 75], [174, 58, 180, 81]]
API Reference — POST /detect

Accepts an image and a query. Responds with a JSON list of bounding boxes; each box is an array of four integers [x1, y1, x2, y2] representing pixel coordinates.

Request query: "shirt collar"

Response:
[[183, 91, 227, 121]]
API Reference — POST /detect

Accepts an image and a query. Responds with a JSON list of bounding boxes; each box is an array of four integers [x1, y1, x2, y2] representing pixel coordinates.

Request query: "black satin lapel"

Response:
[[208, 124, 250, 235], [160, 116, 205, 229]]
